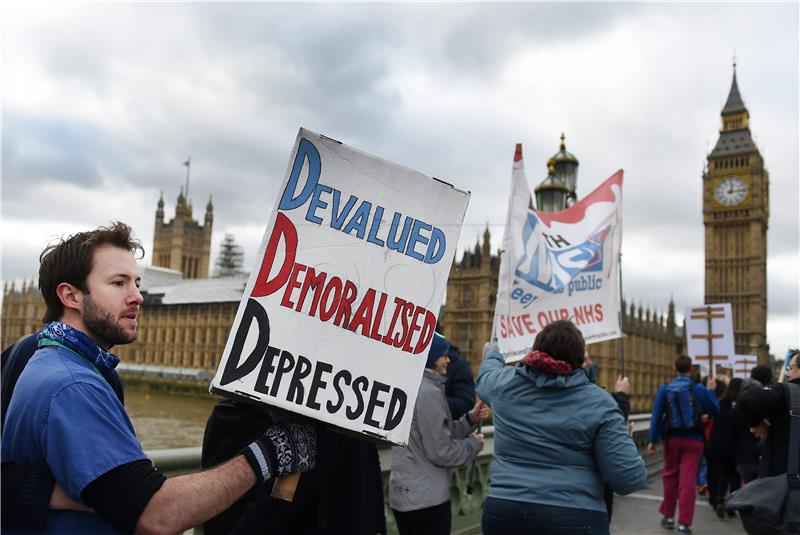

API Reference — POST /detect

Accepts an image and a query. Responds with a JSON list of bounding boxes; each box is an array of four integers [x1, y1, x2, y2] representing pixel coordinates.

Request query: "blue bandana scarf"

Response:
[[38, 321, 121, 378]]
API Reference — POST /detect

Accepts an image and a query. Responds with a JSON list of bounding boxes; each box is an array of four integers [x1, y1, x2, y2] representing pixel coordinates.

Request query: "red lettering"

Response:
[[402, 306, 425, 353], [370, 292, 388, 341], [393, 302, 414, 348], [348, 288, 376, 336], [522, 314, 536, 334], [382, 298, 406, 346], [594, 303, 603, 321], [319, 277, 343, 321], [296, 267, 326, 312], [251, 213, 297, 297], [280, 263, 306, 308], [334, 280, 358, 327], [413, 310, 436, 354]]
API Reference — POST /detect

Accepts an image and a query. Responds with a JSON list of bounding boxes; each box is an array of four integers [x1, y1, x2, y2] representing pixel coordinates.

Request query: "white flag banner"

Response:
[[210, 128, 469, 445], [732, 354, 758, 379], [493, 146, 623, 362]]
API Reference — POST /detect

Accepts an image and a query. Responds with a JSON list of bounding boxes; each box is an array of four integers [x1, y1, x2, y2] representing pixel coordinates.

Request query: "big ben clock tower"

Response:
[[704, 64, 770, 361]]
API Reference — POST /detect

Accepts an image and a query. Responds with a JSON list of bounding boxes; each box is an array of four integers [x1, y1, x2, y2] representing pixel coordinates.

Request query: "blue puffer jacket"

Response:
[[477, 349, 647, 512]]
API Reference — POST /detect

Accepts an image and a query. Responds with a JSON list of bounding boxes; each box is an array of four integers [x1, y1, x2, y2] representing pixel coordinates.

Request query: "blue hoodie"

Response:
[[477, 349, 647, 512]]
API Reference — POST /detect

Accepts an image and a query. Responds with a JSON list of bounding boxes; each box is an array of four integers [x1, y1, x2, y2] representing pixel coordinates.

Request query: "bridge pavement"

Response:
[[610, 476, 747, 535]]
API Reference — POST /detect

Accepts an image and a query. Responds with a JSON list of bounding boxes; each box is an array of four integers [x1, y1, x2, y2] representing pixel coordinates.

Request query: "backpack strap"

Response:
[[786, 382, 800, 487]]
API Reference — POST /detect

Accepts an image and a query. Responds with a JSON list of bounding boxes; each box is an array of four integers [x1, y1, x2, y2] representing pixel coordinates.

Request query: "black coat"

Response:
[[737, 379, 800, 477], [202, 398, 387, 535], [445, 346, 476, 420]]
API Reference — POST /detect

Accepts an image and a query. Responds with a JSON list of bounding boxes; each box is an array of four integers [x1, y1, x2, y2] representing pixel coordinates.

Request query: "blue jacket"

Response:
[[647, 375, 720, 445], [477, 350, 646, 513]]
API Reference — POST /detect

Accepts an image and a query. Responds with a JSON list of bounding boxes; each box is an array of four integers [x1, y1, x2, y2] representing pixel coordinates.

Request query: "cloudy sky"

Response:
[[2, 2, 797, 357]]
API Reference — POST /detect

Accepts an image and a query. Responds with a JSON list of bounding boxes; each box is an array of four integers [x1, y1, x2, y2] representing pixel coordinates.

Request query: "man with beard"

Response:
[[2, 223, 317, 535]]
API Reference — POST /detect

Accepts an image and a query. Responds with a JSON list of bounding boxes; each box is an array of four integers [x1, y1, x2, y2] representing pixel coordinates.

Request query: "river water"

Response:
[[126, 387, 219, 450]]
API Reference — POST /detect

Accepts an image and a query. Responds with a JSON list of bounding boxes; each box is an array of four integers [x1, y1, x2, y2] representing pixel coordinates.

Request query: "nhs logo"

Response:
[[514, 213, 610, 293]]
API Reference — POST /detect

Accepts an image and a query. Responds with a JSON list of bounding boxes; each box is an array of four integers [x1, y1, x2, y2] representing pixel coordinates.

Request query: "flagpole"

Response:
[[184, 156, 191, 199], [618, 251, 625, 377]]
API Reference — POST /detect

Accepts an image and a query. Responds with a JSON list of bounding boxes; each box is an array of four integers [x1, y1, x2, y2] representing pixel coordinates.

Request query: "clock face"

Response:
[[714, 177, 748, 206]]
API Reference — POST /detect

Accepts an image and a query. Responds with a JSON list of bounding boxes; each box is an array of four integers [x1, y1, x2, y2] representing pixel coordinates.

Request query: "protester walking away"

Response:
[[736, 350, 800, 478], [478, 320, 646, 535], [390, 332, 487, 535], [445, 344, 476, 420], [648, 355, 720, 534], [736, 376, 766, 484], [2, 223, 318, 535], [729, 350, 800, 535], [201, 398, 386, 535], [708, 378, 743, 518]]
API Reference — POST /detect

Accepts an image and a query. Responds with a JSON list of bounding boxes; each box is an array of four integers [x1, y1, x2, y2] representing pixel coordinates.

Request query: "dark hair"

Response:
[[531, 320, 584, 371], [38, 222, 144, 323], [750, 364, 773, 385], [674, 355, 692, 374], [720, 377, 743, 404]]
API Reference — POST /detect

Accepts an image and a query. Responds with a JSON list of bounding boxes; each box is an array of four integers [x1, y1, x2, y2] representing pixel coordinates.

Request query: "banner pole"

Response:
[[618, 252, 625, 378]]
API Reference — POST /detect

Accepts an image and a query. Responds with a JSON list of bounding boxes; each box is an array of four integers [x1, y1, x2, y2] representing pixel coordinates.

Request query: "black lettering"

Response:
[[269, 350, 295, 397], [384, 388, 407, 431], [221, 299, 269, 385], [327, 370, 352, 413], [346, 376, 370, 420], [306, 361, 333, 410], [363, 381, 390, 428], [254, 345, 281, 395], [286, 355, 313, 404]]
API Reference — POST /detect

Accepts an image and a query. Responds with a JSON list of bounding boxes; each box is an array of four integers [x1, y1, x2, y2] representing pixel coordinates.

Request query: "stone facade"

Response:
[[153, 191, 214, 279]]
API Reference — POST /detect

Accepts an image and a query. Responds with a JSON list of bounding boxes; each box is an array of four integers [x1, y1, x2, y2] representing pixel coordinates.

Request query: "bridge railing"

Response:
[[149, 414, 655, 535]]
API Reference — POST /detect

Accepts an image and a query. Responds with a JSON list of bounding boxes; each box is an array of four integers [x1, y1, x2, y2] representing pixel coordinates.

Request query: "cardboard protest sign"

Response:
[[732, 354, 758, 379], [493, 145, 623, 362], [210, 128, 469, 445], [685, 304, 734, 376]]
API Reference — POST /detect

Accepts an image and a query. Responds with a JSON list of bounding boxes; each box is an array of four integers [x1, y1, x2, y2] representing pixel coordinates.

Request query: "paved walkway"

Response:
[[610, 476, 748, 535]]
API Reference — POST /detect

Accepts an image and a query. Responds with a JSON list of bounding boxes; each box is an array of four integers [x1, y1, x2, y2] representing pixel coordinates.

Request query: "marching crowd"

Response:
[[1, 222, 798, 534]]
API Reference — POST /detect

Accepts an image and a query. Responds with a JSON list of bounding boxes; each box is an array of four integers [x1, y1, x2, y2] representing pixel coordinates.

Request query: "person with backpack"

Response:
[[648, 354, 720, 534]]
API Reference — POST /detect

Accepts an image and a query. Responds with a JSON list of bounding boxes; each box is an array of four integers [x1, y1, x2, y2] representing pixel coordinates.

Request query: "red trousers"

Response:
[[659, 436, 704, 526]]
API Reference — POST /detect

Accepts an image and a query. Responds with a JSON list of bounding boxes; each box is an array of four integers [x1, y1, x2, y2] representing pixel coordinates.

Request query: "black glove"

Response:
[[242, 423, 317, 484]]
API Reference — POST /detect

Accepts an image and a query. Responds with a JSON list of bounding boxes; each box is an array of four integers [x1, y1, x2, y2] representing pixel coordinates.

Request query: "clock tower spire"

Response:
[[703, 63, 770, 361]]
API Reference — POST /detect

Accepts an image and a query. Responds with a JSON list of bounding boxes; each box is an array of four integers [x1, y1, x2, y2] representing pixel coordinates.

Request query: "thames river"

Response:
[[126, 386, 219, 450]]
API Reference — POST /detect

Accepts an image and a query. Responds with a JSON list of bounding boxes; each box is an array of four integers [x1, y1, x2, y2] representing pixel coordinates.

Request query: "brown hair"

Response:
[[674, 354, 692, 374], [38, 222, 144, 323], [532, 320, 585, 371]]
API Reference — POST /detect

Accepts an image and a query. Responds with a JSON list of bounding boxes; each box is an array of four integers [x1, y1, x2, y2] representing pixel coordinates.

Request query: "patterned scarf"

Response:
[[523, 350, 573, 376], [38, 321, 120, 380]]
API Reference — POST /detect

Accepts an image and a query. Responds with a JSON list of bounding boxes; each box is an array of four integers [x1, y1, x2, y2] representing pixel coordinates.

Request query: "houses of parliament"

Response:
[[1, 68, 769, 412]]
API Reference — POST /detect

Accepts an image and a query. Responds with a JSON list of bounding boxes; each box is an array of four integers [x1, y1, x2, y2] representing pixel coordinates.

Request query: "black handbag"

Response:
[[726, 382, 800, 534]]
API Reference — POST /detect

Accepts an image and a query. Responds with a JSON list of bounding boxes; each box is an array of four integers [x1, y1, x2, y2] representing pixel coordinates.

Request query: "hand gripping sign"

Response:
[[210, 129, 469, 446]]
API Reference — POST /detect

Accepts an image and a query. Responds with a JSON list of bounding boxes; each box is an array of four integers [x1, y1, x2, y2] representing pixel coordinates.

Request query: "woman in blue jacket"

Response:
[[477, 320, 647, 535]]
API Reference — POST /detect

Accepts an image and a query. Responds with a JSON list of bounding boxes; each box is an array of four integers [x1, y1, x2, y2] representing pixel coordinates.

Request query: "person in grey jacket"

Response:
[[389, 332, 488, 535], [477, 320, 647, 535]]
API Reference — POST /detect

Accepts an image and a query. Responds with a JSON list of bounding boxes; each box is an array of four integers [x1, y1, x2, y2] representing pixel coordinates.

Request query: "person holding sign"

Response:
[[648, 355, 720, 534], [477, 320, 646, 535], [1, 223, 318, 535], [389, 333, 487, 535]]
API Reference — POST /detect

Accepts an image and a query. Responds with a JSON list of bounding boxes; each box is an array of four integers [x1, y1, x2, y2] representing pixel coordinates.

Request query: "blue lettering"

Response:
[[387, 213, 412, 253], [343, 201, 372, 239], [423, 227, 446, 264], [279, 138, 321, 211], [405, 219, 430, 261], [330, 189, 357, 230], [366, 206, 385, 247], [305, 184, 332, 225]]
